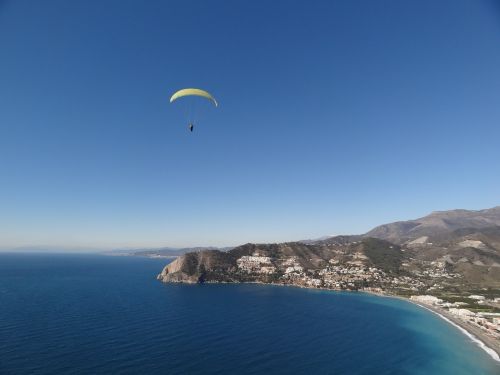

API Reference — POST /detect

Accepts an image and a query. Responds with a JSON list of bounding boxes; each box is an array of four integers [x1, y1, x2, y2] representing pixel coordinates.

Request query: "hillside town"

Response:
[[235, 251, 438, 293]]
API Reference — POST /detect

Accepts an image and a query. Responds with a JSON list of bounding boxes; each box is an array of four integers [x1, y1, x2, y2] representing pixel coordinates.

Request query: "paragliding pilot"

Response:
[[170, 88, 217, 133]]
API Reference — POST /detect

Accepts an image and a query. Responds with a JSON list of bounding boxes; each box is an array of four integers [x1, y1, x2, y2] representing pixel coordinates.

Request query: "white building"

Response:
[[285, 266, 304, 274], [237, 255, 274, 273], [448, 308, 474, 317], [469, 295, 485, 300], [410, 295, 443, 305]]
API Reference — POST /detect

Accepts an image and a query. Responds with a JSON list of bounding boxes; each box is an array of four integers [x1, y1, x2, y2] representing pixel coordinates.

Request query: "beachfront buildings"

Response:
[[410, 295, 443, 305], [411, 295, 500, 340]]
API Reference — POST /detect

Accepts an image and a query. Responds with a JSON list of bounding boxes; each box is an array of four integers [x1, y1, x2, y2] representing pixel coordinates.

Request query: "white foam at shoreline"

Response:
[[415, 303, 500, 362]]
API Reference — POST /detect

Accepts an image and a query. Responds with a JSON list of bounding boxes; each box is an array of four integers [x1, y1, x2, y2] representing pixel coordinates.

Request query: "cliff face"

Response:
[[157, 250, 239, 283], [157, 253, 198, 283]]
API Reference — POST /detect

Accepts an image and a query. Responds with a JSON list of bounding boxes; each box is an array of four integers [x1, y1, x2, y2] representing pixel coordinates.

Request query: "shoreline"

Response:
[[203, 280, 500, 362], [356, 290, 500, 362], [407, 300, 500, 362]]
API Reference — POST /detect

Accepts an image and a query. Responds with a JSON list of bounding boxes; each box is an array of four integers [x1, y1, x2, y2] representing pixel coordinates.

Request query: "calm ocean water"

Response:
[[0, 253, 499, 375]]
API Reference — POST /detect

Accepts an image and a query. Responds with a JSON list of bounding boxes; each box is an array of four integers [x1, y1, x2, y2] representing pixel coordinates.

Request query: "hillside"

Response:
[[365, 206, 500, 244], [158, 206, 500, 293]]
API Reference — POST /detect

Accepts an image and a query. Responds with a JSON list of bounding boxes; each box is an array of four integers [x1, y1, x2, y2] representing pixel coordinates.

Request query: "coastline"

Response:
[[208, 281, 500, 362], [358, 290, 500, 362], [407, 299, 500, 362]]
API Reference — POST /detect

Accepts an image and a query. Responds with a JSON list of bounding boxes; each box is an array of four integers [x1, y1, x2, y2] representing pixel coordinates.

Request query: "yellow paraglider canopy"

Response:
[[170, 88, 218, 107]]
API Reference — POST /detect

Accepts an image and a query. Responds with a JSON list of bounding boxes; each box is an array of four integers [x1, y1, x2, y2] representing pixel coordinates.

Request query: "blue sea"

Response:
[[0, 253, 499, 374]]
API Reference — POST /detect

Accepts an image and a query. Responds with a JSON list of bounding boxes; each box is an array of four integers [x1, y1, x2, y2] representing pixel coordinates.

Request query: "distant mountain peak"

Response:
[[365, 206, 500, 244]]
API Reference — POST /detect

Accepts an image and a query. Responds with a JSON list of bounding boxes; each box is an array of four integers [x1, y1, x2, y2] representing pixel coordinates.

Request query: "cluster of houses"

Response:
[[236, 255, 276, 274], [407, 259, 461, 280], [235, 252, 427, 291]]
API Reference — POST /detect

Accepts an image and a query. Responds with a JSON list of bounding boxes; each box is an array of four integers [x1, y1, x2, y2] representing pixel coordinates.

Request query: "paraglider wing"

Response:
[[170, 88, 218, 107]]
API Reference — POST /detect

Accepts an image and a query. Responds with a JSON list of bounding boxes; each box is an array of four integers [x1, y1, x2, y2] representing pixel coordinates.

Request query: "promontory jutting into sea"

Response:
[[157, 207, 500, 360]]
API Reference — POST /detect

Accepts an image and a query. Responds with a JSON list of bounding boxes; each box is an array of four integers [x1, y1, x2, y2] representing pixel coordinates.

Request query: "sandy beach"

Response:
[[406, 300, 500, 362], [357, 290, 500, 362]]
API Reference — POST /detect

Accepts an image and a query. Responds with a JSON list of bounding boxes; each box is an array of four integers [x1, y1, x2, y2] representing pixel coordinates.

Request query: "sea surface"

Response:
[[0, 253, 499, 375]]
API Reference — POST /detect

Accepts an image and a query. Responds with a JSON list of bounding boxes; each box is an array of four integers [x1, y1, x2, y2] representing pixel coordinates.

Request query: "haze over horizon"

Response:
[[1, 0, 500, 249]]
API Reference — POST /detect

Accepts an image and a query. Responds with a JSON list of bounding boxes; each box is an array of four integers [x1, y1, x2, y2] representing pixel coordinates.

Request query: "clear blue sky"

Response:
[[1, 0, 499, 249]]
